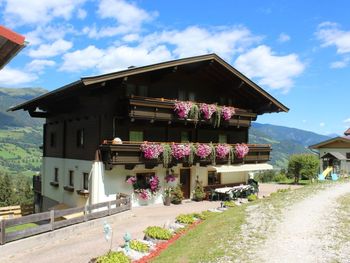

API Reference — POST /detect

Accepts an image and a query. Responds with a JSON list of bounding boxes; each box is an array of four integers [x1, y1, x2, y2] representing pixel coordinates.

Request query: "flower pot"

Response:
[[163, 196, 171, 206]]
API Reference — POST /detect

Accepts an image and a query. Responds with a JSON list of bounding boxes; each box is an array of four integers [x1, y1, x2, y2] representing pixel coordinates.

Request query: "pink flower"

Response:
[[137, 189, 150, 200], [216, 144, 231, 159], [140, 142, 164, 159], [126, 176, 136, 184], [200, 103, 216, 120], [235, 143, 249, 159], [149, 176, 160, 193], [222, 106, 235, 121], [196, 144, 212, 159], [171, 143, 191, 160], [165, 174, 176, 183], [174, 101, 193, 119]]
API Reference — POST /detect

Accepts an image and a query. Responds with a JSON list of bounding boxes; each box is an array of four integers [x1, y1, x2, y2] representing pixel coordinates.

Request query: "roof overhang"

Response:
[[0, 25, 26, 70], [321, 152, 347, 160], [8, 53, 289, 114], [309, 136, 350, 149], [209, 163, 273, 173]]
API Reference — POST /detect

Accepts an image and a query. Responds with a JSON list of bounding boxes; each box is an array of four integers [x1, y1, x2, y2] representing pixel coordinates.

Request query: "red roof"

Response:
[[0, 25, 26, 69]]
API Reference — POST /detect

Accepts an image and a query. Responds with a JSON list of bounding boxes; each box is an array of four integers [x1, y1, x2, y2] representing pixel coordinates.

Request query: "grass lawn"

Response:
[[6, 223, 37, 233], [277, 178, 312, 185], [152, 206, 246, 263]]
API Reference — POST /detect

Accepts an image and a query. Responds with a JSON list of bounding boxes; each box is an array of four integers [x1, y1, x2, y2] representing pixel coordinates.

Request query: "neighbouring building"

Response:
[[10, 54, 289, 210], [309, 128, 350, 177]]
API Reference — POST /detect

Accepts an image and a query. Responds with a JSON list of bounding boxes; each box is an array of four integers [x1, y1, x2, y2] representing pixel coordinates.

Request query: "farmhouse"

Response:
[[309, 129, 350, 177], [10, 54, 288, 210]]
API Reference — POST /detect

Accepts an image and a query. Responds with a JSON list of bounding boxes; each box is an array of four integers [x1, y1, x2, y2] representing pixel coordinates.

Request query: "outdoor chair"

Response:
[[209, 189, 219, 201]]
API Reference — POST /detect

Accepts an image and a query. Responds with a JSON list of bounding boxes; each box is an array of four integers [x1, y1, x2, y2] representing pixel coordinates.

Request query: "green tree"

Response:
[[0, 173, 14, 206], [288, 154, 319, 183]]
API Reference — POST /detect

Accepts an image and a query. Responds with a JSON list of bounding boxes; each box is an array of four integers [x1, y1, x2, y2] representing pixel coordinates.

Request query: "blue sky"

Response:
[[0, 0, 349, 135]]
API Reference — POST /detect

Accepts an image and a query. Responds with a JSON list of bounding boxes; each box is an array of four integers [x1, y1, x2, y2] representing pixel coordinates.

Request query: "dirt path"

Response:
[[256, 182, 350, 263]]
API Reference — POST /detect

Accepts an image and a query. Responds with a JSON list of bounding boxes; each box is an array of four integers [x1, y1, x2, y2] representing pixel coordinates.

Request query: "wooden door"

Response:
[[180, 169, 191, 199]]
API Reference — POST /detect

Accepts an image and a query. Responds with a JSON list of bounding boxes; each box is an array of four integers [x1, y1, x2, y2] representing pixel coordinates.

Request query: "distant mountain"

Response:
[[250, 123, 331, 168], [0, 87, 47, 128]]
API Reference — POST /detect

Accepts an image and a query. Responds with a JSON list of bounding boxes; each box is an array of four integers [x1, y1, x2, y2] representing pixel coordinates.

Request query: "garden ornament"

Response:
[[123, 232, 132, 253]]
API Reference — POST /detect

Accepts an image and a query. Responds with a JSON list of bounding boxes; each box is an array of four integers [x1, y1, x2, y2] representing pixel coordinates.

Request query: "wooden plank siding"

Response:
[[0, 197, 131, 245]]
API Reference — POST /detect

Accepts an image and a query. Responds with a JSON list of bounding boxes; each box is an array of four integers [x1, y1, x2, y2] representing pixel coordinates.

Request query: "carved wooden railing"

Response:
[[100, 141, 271, 169], [126, 96, 257, 128]]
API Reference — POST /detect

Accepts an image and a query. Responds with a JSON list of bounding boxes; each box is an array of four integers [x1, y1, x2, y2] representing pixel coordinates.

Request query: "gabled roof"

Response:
[[0, 25, 26, 70], [9, 53, 289, 114], [321, 152, 347, 160], [344, 128, 350, 136], [309, 136, 350, 149]]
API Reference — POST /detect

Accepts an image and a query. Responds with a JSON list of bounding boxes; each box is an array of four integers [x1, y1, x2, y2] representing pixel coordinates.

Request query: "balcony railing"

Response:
[[99, 141, 271, 170], [126, 96, 257, 128]]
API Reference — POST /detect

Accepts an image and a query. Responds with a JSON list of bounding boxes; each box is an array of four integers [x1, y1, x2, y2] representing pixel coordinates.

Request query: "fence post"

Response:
[[0, 219, 5, 245], [108, 201, 111, 216], [50, 210, 55, 230]]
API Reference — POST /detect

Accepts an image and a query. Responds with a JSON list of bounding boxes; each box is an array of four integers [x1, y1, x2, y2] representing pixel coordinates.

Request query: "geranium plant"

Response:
[[171, 143, 191, 160], [221, 106, 235, 121], [199, 103, 216, 120], [235, 143, 249, 159], [140, 142, 163, 159], [174, 101, 193, 119], [196, 144, 212, 159], [135, 188, 151, 200], [149, 175, 160, 193], [216, 144, 231, 159], [126, 176, 136, 185], [165, 173, 176, 183]]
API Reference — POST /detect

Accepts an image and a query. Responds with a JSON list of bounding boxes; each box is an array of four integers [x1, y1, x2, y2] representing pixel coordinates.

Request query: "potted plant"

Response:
[[193, 179, 206, 201], [171, 184, 184, 204], [163, 187, 172, 206]]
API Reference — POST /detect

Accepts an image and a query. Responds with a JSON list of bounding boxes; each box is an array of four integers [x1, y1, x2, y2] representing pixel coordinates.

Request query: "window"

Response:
[[69, 170, 74, 187], [125, 84, 136, 96], [181, 131, 191, 143], [178, 89, 186, 101], [135, 172, 155, 189], [54, 168, 59, 182], [218, 134, 227, 144], [129, 130, 144, 142], [83, 172, 89, 190], [208, 171, 221, 185], [50, 132, 56, 147], [188, 91, 195, 101], [346, 152, 350, 159], [76, 129, 84, 148], [178, 89, 196, 101], [138, 85, 148, 97]]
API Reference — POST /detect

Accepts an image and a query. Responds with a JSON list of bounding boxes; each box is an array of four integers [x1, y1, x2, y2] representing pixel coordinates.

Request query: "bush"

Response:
[[144, 226, 172, 240], [171, 184, 184, 204], [176, 214, 196, 224], [192, 180, 206, 201], [288, 154, 319, 183], [190, 212, 207, 220], [130, 240, 149, 253], [247, 194, 257, 202], [223, 201, 236, 207], [254, 170, 276, 183], [96, 251, 130, 263], [273, 173, 288, 182]]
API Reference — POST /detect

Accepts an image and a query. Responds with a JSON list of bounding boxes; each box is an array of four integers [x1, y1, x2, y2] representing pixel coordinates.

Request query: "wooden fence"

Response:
[[0, 204, 34, 219], [0, 197, 131, 245]]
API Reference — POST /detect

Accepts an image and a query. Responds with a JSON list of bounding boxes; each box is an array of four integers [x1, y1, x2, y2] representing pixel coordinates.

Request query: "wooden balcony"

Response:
[[126, 96, 257, 128], [100, 141, 271, 170]]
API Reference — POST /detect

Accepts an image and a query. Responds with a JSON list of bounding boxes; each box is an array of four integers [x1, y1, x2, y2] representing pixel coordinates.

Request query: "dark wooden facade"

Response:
[[10, 54, 289, 166]]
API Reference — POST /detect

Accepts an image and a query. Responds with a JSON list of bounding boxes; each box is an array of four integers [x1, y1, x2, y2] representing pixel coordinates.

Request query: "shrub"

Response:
[[254, 170, 276, 183], [190, 212, 207, 220], [273, 173, 288, 182], [247, 194, 258, 202], [176, 214, 196, 224], [96, 251, 130, 263], [288, 154, 319, 183], [192, 180, 206, 201], [277, 188, 290, 193], [223, 201, 236, 207], [130, 240, 149, 253], [144, 226, 172, 240], [171, 184, 184, 204]]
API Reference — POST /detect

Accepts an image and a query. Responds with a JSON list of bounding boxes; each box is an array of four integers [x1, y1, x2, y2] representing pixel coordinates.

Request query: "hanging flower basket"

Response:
[[199, 103, 216, 120], [235, 143, 249, 159], [221, 106, 235, 121], [196, 144, 212, 159], [174, 101, 193, 119], [171, 143, 191, 160]]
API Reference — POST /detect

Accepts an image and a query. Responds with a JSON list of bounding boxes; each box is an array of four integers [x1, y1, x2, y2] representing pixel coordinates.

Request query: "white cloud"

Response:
[[84, 0, 156, 38], [2, 0, 86, 26], [28, 39, 73, 58], [26, 59, 56, 72], [278, 33, 291, 43], [234, 45, 305, 92], [316, 22, 350, 54], [320, 122, 326, 127], [344, 118, 350, 124], [141, 26, 260, 60], [77, 8, 87, 19], [330, 60, 348, 69], [60, 44, 172, 73], [26, 25, 76, 46], [0, 67, 37, 86]]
